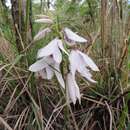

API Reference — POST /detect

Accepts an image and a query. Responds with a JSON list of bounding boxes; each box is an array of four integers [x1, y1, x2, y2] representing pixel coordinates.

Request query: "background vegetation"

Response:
[[0, 0, 130, 130]]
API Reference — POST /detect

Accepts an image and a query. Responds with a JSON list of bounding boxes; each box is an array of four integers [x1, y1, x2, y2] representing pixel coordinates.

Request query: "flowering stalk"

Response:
[[29, 15, 99, 106], [55, 15, 71, 128]]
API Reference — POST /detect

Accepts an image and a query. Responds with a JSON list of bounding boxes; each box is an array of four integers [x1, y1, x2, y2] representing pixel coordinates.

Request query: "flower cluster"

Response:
[[29, 16, 99, 104]]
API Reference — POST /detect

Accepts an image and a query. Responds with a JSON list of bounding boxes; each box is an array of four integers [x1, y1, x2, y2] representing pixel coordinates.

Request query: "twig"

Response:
[[117, 39, 129, 69], [87, 28, 100, 55], [105, 101, 112, 130], [0, 116, 13, 130], [109, 90, 130, 105]]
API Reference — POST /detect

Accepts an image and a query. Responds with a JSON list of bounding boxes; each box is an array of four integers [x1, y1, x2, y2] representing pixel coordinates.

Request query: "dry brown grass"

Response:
[[0, 36, 15, 62], [0, 0, 130, 130]]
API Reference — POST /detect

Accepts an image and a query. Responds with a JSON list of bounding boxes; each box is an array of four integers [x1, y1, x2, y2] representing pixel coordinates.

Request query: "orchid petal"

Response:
[[64, 33, 77, 46], [29, 58, 48, 72], [64, 27, 87, 43], [57, 40, 69, 55], [79, 67, 97, 83], [35, 18, 53, 24], [53, 47, 62, 63], [69, 51, 78, 76], [73, 77, 81, 104], [37, 38, 57, 58], [33, 28, 51, 42], [35, 14, 50, 19], [78, 51, 99, 71], [44, 56, 55, 65], [66, 73, 76, 104], [75, 85, 81, 104], [54, 63, 65, 88], [46, 66, 54, 79], [65, 41, 76, 46], [85, 76, 97, 83], [69, 50, 85, 76]]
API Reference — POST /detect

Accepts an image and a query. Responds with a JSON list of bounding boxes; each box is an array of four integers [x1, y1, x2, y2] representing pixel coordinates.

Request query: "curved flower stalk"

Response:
[[29, 20, 99, 105]]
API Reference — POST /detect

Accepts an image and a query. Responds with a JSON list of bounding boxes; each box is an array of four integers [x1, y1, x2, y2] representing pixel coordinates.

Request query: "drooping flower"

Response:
[[35, 17, 53, 24], [35, 14, 51, 19], [35, 14, 53, 24], [33, 28, 51, 42], [66, 73, 81, 104], [29, 56, 65, 88], [63, 27, 87, 46], [37, 38, 68, 63], [29, 37, 68, 89], [69, 50, 99, 83], [66, 50, 99, 104]]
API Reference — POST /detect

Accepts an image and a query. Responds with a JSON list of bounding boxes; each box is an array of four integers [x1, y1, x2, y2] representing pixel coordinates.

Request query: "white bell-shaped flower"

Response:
[[33, 28, 51, 42], [63, 27, 87, 46], [29, 56, 65, 88], [66, 73, 81, 104], [69, 50, 99, 83], [35, 16, 53, 24], [35, 14, 51, 19], [37, 38, 68, 63]]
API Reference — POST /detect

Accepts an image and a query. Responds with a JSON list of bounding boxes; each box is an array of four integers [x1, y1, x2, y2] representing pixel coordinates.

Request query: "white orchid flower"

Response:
[[35, 14, 53, 24], [63, 27, 87, 46], [37, 38, 69, 63], [69, 50, 99, 83], [35, 14, 51, 19], [33, 28, 51, 42], [29, 56, 65, 88], [35, 18, 53, 24], [66, 73, 81, 104]]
